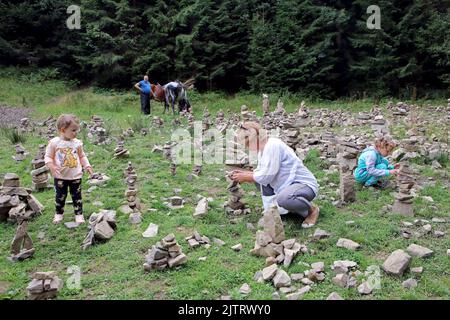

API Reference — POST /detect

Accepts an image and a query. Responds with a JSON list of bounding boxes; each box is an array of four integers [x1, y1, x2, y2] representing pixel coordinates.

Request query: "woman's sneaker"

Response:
[[53, 214, 63, 224], [75, 215, 85, 224]]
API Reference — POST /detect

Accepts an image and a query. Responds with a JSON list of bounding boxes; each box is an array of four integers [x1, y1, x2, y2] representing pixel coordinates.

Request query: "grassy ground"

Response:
[[0, 73, 449, 300]]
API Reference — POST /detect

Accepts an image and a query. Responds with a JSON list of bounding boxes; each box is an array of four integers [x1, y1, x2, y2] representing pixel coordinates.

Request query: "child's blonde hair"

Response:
[[235, 121, 267, 148], [56, 114, 80, 131], [375, 135, 396, 151]]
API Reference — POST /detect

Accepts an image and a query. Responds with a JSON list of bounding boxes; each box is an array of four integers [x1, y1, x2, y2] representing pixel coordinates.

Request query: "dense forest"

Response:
[[0, 0, 449, 98]]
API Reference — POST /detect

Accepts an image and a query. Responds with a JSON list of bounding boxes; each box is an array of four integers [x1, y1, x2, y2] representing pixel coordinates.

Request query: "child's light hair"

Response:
[[236, 121, 267, 148], [375, 135, 396, 150], [56, 114, 80, 131]]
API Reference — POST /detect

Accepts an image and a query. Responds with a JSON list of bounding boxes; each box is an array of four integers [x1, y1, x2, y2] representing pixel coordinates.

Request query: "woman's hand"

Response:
[[230, 170, 254, 183]]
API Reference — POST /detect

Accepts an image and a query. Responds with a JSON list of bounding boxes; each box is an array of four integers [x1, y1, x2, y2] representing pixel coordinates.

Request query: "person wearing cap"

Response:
[[230, 121, 320, 228]]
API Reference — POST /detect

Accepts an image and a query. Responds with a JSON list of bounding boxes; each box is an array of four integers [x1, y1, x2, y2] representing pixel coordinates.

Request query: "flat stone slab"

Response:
[[406, 244, 434, 258]]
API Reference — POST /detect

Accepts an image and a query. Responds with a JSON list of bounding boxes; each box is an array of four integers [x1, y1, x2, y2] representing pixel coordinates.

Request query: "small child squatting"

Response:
[[354, 136, 399, 188], [45, 114, 93, 224]]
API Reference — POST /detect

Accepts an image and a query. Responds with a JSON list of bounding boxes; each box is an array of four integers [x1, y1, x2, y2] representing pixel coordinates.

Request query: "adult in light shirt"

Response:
[[230, 122, 320, 228]]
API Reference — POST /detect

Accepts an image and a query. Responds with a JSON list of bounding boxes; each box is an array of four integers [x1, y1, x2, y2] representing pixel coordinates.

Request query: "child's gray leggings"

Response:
[[257, 182, 316, 218]]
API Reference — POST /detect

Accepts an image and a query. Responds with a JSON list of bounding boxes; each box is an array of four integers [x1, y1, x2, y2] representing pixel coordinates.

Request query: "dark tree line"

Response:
[[1, 0, 449, 98]]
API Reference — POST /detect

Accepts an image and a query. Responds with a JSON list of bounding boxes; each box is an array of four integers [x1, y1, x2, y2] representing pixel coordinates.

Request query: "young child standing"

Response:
[[45, 114, 93, 224], [354, 136, 399, 188]]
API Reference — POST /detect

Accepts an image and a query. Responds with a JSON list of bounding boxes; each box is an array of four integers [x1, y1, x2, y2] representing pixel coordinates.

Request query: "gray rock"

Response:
[[231, 243, 242, 252], [431, 218, 446, 223], [193, 197, 208, 218], [142, 223, 158, 238], [402, 278, 418, 289], [326, 292, 344, 300], [332, 274, 348, 288], [313, 228, 330, 239], [357, 282, 373, 295], [262, 264, 278, 281], [213, 238, 226, 246], [406, 244, 434, 258], [239, 283, 251, 295], [311, 262, 325, 272], [253, 271, 264, 283], [383, 249, 411, 277], [411, 267, 423, 274], [64, 221, 80, 229], [336, 238, 361, 250], [273, 269, 291, 288], [283, 249, 295, 267]]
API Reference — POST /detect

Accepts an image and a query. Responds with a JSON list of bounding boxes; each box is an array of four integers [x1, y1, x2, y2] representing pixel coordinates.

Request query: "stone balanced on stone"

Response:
[[114, 136, 129, 158], [224, 175, 246, 215], [81, 210, 117, 250], [26, 271, 63, 300], [122, 162, 142, 223], [337, 140, 358, 203], [143, 233, 188, 271], [12, 144, 29, 162], [8, 209, 35, 262], [262, 94, 270, 115], [88, 115, 110, 145], [392, 163, 415, 216], [30, 144, 51, 191], [251, 205, 308, 267], [0, 173, 44, 223]]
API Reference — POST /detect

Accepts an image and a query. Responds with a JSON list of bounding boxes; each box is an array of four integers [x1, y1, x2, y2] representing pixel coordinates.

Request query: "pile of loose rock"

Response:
[[12, 143, 29, 162], [251, 205, 307, 267], [0, 173, 44, 223], [31, 144, 51, 191], [392, 163, 415, 216], [87, 172, 111, 187], [144, 234, 188, 271], [185, 231, 211, 248], [81, 210, 117, 250], [26, 271, 63, 300], [19, 117, 33, 133]]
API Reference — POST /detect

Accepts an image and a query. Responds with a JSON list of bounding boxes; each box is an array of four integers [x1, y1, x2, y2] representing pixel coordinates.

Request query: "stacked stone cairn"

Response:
[[215, 110, 225, 126], [185, 231, 211, 248], [337, 141, 359, 203], [371, 115, 389, 136], [122, 128, 134, 137], [392, 163, 415, 216], [114, 136, 130, 158], [30, 144, 51, 191], [26, 271, 63, 300], [8, 209, 35, 262], [144, 233, 188, 271], [251, 205, 307, 267], [88, 115, 109, 145], [152, 116, 164, 128], [202, 108, 212, 131], [81, 209, 117, 250], [282, 129, 299, 149], [19, 117, 33, 133], [12, 143, 29, 162], [0, 173, 44, 223], [123, 162, 142, 223], [224, 175, 246, 215], [262, 94, 270, 115]]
